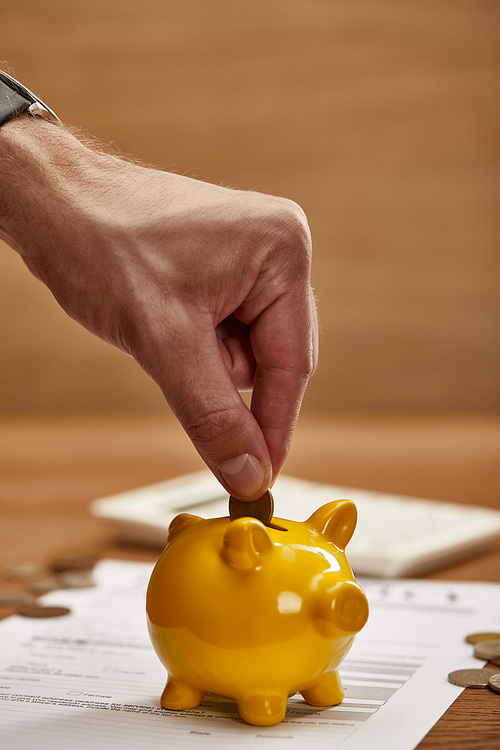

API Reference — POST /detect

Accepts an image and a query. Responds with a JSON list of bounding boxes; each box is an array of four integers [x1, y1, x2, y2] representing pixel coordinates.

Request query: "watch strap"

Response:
[[0, 71, 60, 127], [0, 77, 31, 126]]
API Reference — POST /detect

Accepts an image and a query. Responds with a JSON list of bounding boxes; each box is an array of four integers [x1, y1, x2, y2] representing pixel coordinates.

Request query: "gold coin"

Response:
[[17, 605, 71, 618], [448, 668, 498, 688], [465, 632, 500, 644], [488, 673, 500, 693], [229, 490, 274, 527], [473, 639, 500, 665]]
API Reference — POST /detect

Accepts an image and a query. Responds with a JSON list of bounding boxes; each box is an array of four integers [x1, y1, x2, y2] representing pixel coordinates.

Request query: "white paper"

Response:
[[0, 560, 499, 750]]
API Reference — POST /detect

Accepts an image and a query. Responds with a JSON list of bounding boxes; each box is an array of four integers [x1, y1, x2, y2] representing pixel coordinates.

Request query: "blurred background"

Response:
[[1, 0, 499, 415]]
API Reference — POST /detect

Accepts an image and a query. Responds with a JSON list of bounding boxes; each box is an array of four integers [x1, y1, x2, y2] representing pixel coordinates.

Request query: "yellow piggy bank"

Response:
[[146, 499, 368, 726]]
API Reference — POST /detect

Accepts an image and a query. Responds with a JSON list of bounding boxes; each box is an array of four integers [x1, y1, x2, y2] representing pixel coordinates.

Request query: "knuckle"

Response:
[[267, 353, 315, 384], [273, 199, 311, 250], [303, 345, 318, 379], [263, 199, 313, 278]]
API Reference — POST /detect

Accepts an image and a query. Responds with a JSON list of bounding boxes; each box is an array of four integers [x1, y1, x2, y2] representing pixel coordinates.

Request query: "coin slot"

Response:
[[267, 522, 288, 532]]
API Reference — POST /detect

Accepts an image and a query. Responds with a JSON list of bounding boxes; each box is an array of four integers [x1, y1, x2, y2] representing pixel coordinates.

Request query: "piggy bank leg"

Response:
[[301, 670, 344, 706], [161, 677, 206, 710], [237, 692, 288, 726]]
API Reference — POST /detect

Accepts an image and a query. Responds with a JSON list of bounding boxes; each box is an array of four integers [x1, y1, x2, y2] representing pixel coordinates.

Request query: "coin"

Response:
[[473, 639, 500, 665], [489, 673, 500, 693], [448, 668, 499, 688], [0, 591, 34, 607], [229, 490, 274, 527], [465, 632, 500, 644], [3, 562, 43, 580], [56, 570, 95, 589], [28, 577, 59, 595], [50, 550, 99, 573], [17, 605, 71, 618]]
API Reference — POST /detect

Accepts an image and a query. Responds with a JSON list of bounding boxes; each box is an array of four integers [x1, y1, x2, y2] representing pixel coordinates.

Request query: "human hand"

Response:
[[0, 119, 318, 499]]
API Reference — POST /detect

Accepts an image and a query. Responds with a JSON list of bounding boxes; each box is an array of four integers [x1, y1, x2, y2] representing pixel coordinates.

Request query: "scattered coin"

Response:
[[49, 550, 99, 573], [28, 577, 60, 596], [56, 570, 95, 589], [3, 562, 43, 580], [489, 673, 500, 693], [0, 591, 34, 607], [465, 632, 500, 644], [229, 490, 274, 527], [473, 639, 500, 665], [448, 668, 499, 688], [17, 604, 71, 619]]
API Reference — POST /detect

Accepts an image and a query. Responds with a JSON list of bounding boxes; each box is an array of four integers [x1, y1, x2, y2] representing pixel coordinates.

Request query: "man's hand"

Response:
[[0, 118, 318, 499]]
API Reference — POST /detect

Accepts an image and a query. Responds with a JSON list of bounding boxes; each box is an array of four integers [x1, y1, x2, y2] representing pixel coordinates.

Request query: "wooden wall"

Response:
[[1, 0, 499, 413]]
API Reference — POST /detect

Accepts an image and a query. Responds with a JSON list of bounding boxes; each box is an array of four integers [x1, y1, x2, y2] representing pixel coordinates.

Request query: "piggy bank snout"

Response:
[[316, 580, 369, 636]]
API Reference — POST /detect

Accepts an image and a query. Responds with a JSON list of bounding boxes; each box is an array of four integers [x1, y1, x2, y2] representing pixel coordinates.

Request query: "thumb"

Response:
[[150, 322, 272, 501]]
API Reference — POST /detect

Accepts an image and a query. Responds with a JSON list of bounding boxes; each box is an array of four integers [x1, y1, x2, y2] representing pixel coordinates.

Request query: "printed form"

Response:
[[0, 560, 499, 750]]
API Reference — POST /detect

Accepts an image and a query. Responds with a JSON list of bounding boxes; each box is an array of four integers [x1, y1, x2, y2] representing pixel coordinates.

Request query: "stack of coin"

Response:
[[447, 631, 500, 694]]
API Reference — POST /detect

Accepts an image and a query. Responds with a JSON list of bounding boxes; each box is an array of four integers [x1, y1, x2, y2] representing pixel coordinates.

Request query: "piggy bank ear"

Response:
[[307, 500, 357, 550], [167, 513, 202, 542], [222, 518, 273, 571]]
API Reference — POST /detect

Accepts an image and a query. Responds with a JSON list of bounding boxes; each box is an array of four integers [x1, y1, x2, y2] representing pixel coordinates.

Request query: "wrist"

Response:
[[0, 116, 115, 262], [0, 116, 63, 254]]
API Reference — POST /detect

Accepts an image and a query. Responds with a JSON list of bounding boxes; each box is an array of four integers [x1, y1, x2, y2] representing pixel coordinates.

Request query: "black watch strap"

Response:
[[0, 77, 31, 126], [0, 71, 60, 127]]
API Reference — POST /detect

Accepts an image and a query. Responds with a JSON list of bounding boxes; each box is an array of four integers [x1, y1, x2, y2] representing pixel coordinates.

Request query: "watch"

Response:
[[0, 70, 60, 127]]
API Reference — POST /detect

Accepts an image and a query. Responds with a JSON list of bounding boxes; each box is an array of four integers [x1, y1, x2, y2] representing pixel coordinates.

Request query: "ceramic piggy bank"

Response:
[[146, 499, 368, 726]]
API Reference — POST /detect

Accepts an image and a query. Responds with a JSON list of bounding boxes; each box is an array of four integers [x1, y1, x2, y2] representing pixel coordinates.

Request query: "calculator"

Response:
[[91, 471, 500, 578]]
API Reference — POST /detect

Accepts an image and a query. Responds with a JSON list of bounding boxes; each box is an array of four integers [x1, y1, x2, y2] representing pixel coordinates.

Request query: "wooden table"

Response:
[[1, 414, 499, 747]]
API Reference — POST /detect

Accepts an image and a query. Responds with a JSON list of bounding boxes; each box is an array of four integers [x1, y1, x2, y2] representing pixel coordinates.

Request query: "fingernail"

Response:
[[219, 454, 266, 498]]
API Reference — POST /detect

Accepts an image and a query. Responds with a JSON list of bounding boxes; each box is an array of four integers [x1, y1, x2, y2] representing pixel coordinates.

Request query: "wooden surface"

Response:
[[1, 0, 499, 413], [1, 414, 499, 747]]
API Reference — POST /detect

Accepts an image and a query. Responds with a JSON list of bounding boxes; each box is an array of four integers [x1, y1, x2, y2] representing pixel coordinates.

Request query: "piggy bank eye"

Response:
[[307, 500, 357, 551]]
